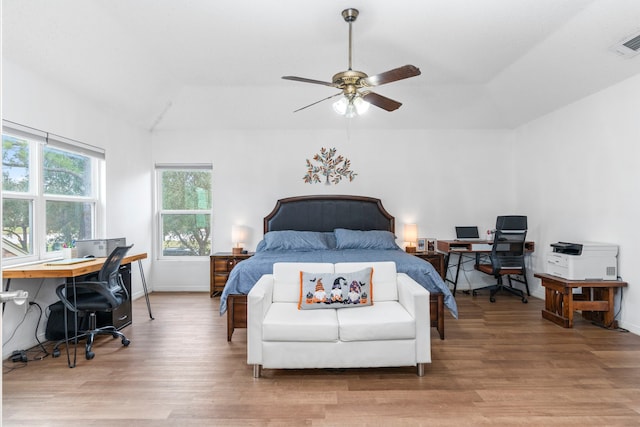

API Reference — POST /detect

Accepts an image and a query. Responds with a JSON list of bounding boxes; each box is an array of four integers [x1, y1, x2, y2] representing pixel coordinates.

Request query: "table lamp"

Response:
[[404, 223, 418, 253], [231, 225, 248, 255]]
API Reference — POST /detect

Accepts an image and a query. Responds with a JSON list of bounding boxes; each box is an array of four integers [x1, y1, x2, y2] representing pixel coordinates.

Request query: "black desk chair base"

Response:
[[51, 312, 130, 360], [473, 275, 528, 303]]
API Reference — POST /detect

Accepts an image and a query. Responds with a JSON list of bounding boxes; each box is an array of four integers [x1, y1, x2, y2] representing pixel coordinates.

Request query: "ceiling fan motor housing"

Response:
[[333, 70, 368, 93]]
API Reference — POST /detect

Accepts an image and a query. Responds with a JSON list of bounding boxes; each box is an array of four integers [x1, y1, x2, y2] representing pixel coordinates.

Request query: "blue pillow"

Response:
[[258, 230, 335, 252], [334, 229, 399, 250]]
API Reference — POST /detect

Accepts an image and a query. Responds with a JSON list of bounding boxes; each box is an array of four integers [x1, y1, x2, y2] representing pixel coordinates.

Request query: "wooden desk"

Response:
[[437, 240, 535, 294], [535, 273, 627, 328], [437, 240, 535, 253], [3, 252, 153, 320]]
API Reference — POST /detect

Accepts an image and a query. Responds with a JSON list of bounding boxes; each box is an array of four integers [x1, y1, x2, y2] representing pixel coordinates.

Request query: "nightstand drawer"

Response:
[[209, 253, 253, 297]]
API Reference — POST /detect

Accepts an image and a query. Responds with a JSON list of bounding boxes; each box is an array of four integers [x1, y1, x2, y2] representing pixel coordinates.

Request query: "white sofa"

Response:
[[247, 261, 431, 377]]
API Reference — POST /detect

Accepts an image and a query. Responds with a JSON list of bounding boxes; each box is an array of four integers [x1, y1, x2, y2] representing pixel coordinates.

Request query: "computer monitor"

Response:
[[455, 226, 480, 239], [496, 215, 527, 231]]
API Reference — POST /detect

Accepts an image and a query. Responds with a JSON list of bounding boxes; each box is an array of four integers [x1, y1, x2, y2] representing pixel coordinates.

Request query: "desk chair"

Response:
[[475, 229, 529, 303], [52, 245, 133, 366]]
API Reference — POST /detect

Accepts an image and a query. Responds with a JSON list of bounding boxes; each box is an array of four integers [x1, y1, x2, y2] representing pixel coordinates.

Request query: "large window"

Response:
[[156, 165, 212, 258], [2, 123, 104, 264]]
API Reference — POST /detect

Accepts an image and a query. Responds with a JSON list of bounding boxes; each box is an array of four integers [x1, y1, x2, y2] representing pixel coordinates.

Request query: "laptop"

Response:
[[455, 226, 484, 241]]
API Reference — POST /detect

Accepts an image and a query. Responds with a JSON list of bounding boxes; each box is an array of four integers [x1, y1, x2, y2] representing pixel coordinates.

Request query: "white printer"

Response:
[[546, 242, 618, 280]]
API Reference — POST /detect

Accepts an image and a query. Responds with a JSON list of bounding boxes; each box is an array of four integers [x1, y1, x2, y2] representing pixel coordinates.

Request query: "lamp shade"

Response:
[[403, 223, 418, 243], [404, 223, 418, 253], [231, 225, 248, 247]]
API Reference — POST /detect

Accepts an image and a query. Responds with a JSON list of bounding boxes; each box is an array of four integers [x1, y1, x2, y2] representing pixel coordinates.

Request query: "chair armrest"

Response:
[[396, 273, 431, 363], [247, 274, 274, 365], [56, 280, 122, 312]]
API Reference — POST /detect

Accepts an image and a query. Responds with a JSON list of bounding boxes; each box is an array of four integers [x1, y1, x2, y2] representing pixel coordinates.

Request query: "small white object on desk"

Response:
[[62, 247, 78, 259]]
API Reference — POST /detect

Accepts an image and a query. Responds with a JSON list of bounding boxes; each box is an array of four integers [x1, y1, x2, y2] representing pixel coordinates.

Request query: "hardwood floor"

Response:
[[4, 291, 640, 426]]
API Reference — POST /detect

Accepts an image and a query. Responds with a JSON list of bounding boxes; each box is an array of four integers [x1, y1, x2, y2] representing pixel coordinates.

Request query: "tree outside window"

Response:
[[158, 168, 212, 257]]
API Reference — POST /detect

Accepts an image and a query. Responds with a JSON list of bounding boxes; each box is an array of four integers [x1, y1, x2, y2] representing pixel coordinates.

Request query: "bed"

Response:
[[219, 195, 458, 340]]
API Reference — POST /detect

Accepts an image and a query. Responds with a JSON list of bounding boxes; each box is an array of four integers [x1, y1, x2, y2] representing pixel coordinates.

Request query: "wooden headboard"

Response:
[[263, 195, 395, 234]]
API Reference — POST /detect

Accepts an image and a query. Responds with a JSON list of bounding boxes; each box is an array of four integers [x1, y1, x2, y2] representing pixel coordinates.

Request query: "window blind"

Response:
[[2, 120, 105, 160]]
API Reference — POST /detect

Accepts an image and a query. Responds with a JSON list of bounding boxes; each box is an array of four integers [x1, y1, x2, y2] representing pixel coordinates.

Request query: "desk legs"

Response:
[[444, 252, 479, 295], [137, 260, 154, 320], [444, 252, 464, 295]]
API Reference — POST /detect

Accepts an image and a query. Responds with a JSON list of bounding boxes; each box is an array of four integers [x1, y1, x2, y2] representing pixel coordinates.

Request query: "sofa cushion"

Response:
[[335, 261, 398, 302], [262, 302, 339, 342], [273, 263, 334, 303], [298, 268, 373, 310], [337, 301, 416, 342]]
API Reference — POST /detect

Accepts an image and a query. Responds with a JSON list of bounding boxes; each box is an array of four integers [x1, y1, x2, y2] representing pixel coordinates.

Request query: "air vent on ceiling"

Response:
[[610, 30, 640, 58]]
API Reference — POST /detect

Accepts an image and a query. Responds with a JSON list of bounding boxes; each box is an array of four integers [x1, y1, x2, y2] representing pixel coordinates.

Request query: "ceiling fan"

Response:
[[282, 8, 421, 117]]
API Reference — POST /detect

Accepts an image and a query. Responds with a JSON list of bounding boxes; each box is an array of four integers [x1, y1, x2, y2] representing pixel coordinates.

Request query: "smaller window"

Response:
[[157, 166, 212, 258]]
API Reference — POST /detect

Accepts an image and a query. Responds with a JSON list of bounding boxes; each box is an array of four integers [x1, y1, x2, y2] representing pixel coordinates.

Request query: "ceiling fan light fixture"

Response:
[[332, 94, 370, 118], [353, 95, 370, 115], [332, 96, 349, 115]]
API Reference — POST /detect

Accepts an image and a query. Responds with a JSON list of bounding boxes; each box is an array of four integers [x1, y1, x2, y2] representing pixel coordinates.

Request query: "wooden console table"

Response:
[[535, 273, 627, 328]]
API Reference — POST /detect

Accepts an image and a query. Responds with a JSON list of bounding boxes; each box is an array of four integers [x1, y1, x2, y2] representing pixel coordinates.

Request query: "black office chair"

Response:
[[475, 229, 530, 303], [52, 245, 133, 365]]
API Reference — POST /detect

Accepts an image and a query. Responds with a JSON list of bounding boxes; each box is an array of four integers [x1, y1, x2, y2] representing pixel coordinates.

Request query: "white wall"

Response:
[[514, 72, 640, 334], [150, 128, 516, 290], [1, 59, 154, 358]]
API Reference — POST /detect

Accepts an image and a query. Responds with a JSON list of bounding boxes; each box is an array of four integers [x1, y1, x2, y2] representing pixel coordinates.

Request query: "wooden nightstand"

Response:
[[209, 252, 253, 297], [412, 251, 446, 340]]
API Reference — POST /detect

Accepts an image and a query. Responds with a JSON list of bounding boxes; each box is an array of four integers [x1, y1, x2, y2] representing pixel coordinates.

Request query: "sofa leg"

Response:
[[253, 364, 262, 378], [416, 363, 426, 377]]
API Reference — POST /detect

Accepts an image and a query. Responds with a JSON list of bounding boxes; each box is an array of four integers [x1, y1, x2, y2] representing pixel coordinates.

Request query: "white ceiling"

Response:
[[3, 0, 640, 131]]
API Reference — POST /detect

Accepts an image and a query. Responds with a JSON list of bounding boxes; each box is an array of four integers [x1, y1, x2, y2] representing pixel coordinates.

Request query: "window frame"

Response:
[[2, 123, 105, 266], [155, 164, 213, 260]]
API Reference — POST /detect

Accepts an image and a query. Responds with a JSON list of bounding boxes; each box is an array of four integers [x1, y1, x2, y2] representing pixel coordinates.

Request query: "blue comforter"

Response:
[[219, 249, 458, 318]]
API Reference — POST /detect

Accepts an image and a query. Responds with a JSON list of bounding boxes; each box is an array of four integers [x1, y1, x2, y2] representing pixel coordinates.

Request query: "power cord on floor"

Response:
[[3, 302, 51, 374], [28, 301, 51, 360]]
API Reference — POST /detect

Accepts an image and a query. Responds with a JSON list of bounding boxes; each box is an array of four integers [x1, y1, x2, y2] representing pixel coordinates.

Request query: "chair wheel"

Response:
[[522, 297, 528, 303], [490, 297, 496, 303], [122, 338, 130, 346], [86, 351, 95, 360], [52, 348, 61, 358]]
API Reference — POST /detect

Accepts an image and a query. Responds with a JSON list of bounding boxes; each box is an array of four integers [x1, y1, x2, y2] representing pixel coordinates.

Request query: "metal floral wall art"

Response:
[[303, 147, 357, 185]]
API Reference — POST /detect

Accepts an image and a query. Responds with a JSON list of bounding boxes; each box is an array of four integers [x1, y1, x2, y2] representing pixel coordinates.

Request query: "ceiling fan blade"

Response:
[[293, 92, 343, 112], [282, 76, 337, 87], [361, 92, 402, 112], [361, 65, 421, 87]]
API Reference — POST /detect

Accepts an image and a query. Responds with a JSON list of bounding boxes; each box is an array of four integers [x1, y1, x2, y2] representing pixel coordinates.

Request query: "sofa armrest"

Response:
[[247, 274, 274, 365], [396, 273, 431, 363]]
